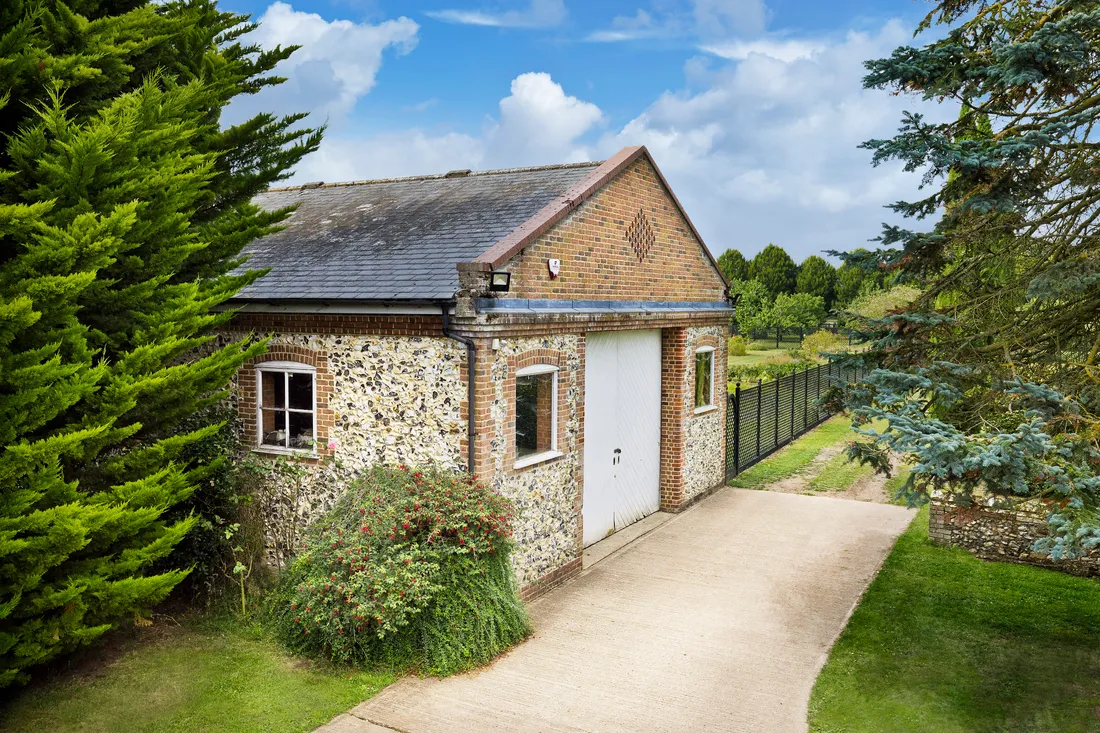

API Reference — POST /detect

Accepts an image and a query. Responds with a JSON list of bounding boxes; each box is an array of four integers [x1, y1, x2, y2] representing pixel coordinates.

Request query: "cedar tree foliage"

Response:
[[0, 0, 320, 685], [841, 0, 1100, 558]]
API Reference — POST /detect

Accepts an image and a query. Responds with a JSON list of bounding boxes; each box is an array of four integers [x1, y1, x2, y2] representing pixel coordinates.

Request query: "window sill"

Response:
[[513, 450, 564, 470], [693, 404, 720, 416], [251, 446, 320, 459]]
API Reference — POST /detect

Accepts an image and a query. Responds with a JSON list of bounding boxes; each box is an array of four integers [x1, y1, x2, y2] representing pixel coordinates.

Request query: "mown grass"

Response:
[[809, 506, 1100, 733], [727, 415, 853, 489], [0, 616, 393, 733], [883, 465, 913, 505], [807, 449, 874, 493], [727, 347, 796, 367], [748, 339, 802, 351]]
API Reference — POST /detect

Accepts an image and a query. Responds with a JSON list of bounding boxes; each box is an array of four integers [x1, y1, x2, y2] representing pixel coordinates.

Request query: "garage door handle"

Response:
[[613, 448, 621, 465]]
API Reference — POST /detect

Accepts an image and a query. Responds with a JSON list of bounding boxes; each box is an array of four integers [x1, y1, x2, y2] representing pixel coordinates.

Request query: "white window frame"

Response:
[[693, 346, 718, 414], [513, 363, 562, 469], [255, 360, 318, 454]]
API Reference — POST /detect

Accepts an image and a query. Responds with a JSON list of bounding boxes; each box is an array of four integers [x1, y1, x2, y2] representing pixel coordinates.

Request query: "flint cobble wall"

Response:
[[225, 331, 467, 553], [483, 334, 584, 587], [682, 326, 727, 503], [929, 498, 1100, 577], [230, 328, 586, 588]]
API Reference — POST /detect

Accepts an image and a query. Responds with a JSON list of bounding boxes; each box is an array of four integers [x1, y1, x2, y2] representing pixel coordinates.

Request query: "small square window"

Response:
[[257, 364, 316, 450], [515, 367, 557, 461], [694, 349, 714, 409]]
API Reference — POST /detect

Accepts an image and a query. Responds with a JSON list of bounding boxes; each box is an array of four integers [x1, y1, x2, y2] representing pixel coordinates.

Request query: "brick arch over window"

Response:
[[693, 334, 719, 351], [688, 333, 725, 415], [690, 333, 722, 415], [238, 344, 336, 458], [505, 348, 570, 473]]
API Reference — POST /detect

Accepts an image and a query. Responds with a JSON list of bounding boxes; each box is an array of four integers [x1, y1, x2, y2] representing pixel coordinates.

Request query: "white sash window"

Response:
[[256, 361, 317, 451]]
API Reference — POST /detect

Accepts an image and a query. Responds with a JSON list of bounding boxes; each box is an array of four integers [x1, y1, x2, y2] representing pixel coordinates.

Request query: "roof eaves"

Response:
[[221, 296, 454, 315], [470, 146, 645, 270]]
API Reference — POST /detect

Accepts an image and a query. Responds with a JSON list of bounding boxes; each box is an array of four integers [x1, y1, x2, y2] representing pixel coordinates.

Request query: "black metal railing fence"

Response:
[[731, 322, 852, 348], [724, 360, 864, 480]]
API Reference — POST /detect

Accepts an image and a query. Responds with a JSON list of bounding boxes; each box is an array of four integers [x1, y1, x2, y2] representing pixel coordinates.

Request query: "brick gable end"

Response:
[[501, 158, 727, 302]]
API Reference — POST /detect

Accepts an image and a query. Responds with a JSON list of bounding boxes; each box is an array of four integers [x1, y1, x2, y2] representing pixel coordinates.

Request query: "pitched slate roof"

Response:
[[234, 161, 602, 302]]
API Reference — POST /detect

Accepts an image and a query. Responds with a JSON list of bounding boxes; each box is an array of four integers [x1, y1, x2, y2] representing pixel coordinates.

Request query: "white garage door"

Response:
[[582, 330, 662, 547]]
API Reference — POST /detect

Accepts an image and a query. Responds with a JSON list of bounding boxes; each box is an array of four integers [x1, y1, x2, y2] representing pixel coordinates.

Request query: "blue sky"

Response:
[[223, 0, 952, 262]]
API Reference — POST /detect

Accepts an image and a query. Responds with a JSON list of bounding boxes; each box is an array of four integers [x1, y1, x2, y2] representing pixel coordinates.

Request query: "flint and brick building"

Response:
[[225, 145, 733, 598]]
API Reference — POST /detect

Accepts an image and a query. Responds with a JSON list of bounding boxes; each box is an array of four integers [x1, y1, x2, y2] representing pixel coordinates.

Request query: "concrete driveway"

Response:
[[320, 488, 913, 733]]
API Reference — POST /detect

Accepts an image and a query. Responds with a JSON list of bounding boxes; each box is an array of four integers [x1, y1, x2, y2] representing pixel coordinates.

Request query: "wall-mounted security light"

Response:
[[489, 271, 511, 292]]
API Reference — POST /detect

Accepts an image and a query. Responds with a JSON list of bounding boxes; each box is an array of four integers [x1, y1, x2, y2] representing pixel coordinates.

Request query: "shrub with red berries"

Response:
[[269, 464, 529, 675]]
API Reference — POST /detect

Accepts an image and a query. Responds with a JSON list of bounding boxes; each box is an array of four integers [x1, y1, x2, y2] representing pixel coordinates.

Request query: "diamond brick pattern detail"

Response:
[[625, 208, 655, 262]]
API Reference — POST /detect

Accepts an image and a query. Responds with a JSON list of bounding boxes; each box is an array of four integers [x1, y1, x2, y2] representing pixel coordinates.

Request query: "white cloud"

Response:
[[284, 17, 953, 264], [226, 3, 418, 125], [691, 0, 769, 38], [294, 130, 485, 182], [403, 98, 440, 113], [588, 0, 768, 43], [488, 72, 603, 166], [293, 72, 603, 181], [427, 0, 566, 29], [699, 37, 825, 62], [595, 20, 957, 260], [586, 10, 660, 42]]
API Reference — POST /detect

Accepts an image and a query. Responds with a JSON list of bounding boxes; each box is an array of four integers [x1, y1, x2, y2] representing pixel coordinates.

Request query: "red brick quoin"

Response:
[[660, 328, 688, 511]]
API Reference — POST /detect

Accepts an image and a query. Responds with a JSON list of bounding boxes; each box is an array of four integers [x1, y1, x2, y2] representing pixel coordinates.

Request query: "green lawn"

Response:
[[726, 346, 831, 391], [883, 465, 913, 505], [728, 347, 795, 366], [748, 339, 801, 351], [807, 449, 874, 493], [728, 415, 854, 489], [1, 617, 393, 733], [809, 506, 1100, 733]]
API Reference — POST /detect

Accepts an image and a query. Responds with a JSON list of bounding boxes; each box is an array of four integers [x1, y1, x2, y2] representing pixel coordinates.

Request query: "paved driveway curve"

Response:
[[321, 489, 913, 733]]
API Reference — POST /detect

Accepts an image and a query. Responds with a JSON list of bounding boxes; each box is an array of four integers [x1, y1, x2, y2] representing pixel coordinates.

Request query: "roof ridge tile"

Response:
[[265, 160, 603, 193]]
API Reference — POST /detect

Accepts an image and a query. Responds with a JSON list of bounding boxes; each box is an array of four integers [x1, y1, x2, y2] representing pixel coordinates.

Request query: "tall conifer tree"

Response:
[[795, 255, 837, 309], [750, 244, 797, 298], [716, 248, 750, 282], [833, 262, 865, 307], [0, 0, 320, 685], [843, 0, 1100, 558]]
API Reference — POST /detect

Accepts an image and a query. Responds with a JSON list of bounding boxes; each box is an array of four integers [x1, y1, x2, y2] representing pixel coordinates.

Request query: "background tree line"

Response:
[[716, 243, 885, 337]]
